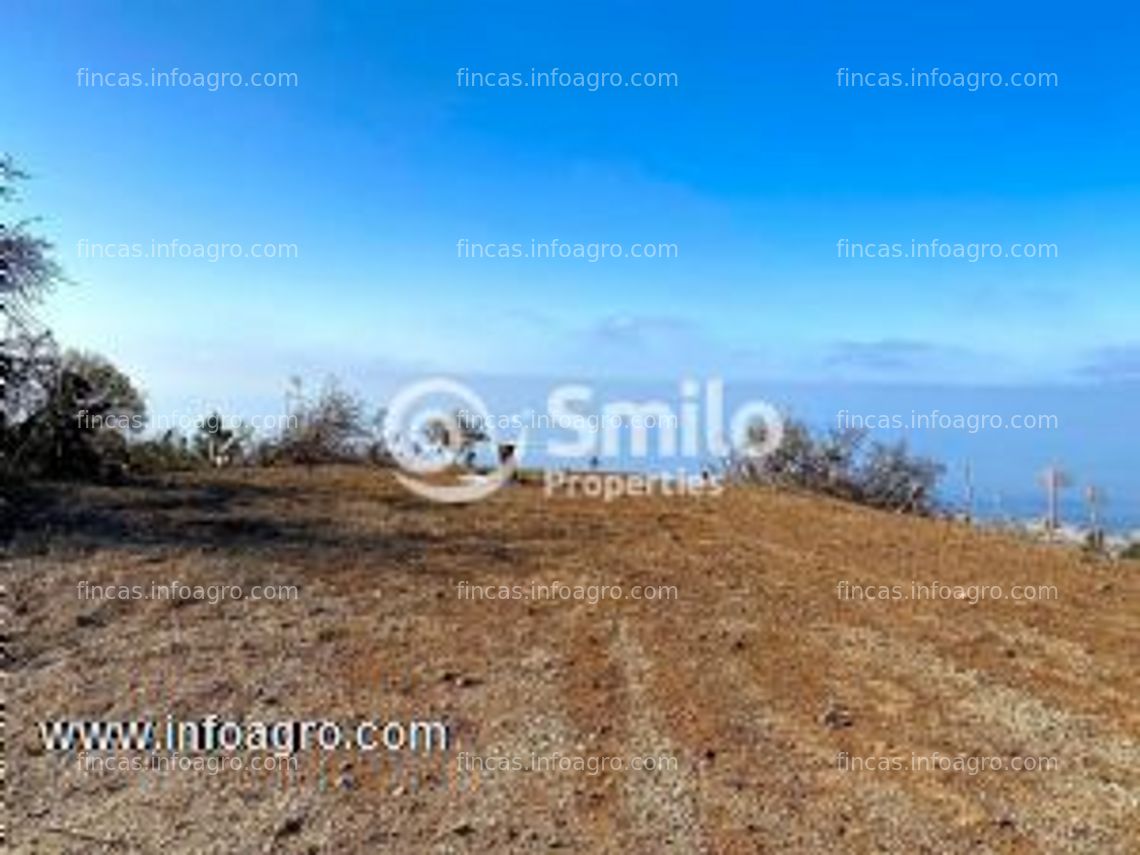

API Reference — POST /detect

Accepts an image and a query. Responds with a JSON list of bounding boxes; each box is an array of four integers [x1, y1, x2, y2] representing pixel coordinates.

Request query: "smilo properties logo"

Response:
[[382, 377, 525, 503], [382, 377, 785, 504]]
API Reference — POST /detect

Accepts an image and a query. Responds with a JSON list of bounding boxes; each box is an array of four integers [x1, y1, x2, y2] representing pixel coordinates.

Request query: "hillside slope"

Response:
[[5, 466, 1138, 853]]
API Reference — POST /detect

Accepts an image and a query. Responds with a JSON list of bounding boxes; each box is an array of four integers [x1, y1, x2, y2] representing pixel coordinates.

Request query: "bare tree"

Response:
[[2, 156, 69, 482], [275, 377, 367, 463], [730, 415, 944, 515], [1, 155, 65, 332]]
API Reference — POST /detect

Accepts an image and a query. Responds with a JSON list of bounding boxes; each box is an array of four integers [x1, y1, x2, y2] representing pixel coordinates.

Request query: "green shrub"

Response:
[[4, 349, 145, 480], [128, 430, 200, 474]]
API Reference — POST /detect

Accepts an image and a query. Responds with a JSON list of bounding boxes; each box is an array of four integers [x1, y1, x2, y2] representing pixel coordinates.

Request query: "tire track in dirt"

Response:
[[610, 618, 707, 853], [826, 623, 1140, 852]]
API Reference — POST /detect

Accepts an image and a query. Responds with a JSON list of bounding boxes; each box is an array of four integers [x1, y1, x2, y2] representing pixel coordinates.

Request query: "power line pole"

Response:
[[1086, 485, 1104, 550], [1039, 462, 1071, 539], [963, 460, 974, 524]]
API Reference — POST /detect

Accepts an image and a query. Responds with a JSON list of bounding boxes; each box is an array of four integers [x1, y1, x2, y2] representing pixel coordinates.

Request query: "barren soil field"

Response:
[[4, 465, 1138, 853]]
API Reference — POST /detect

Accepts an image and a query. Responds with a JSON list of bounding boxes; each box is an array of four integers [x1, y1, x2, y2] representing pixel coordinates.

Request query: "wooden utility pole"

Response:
[[992, 490, 1005, 524], [963, 461, 974, 524], [1086, 485, 1105, 550], [285, 375, 303, 424], [1039, 463, 1071, 538]]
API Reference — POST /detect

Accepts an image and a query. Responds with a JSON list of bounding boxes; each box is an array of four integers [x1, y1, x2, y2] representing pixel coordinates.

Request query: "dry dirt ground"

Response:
[[3, 465, 1138, 853]]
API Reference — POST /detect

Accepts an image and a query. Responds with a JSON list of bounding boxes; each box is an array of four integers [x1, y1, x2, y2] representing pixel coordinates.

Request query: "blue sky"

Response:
[[5, 0, 1140, 403]]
